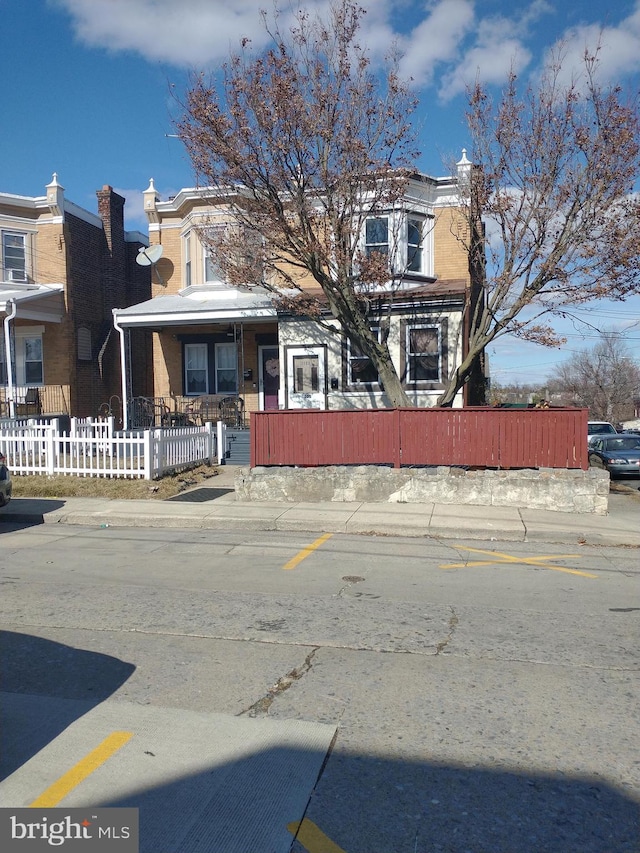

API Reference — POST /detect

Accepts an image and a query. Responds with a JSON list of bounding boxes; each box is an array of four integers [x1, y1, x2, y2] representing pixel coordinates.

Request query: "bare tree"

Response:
[[549, 331, 640, 423], [178, 1, 424, 406], [440, 48, 640, 406]]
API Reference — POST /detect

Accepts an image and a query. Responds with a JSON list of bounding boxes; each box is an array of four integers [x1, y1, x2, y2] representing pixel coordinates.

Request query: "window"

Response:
[[185, 343, 207, 394], [407, 326, 440, 382], [205, 251, 223, 284], [348, 328, 380, 384], [215, 343, 238, 393], [24, 337, 43, 383], [365, 217, 389, 258], [407, 218, 423, 273], [2, 232, 27, 281], [184, 231, 192, 288], [3, 330, 44, 385], [183, 341, 238, 395], [293, 355, 319, 393]]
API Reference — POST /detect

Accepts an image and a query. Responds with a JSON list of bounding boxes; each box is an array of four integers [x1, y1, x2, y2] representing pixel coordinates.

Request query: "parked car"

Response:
[[0, 451, 12, 507], [587, 421, 617, 446], [588, 433, 640, 477]]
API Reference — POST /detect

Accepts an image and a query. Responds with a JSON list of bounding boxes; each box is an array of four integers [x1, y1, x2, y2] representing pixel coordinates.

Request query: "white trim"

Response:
[[113, 306, 277, 328]]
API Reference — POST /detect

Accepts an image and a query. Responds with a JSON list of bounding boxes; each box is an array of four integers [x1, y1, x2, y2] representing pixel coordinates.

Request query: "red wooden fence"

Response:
[[250, 407, 589, 470]]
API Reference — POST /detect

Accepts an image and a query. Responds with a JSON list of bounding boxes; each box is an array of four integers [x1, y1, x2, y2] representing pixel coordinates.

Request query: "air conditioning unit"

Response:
[[7, 269, 27, 282]]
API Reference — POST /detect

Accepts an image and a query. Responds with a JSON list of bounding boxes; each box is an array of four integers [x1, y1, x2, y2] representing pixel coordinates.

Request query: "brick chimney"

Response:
[[96, 185, 126, 310]]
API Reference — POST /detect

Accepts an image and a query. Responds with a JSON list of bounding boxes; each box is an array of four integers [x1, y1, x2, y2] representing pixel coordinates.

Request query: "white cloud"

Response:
[[49, 0, 639, 96], [541, 2, 640, 86], [436, 1, 552, 101], [398, 0, 475, 87], [50, 0, 287, 67]]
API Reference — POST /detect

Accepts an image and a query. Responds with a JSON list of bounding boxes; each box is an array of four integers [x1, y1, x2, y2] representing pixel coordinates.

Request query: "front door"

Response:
[[259, 346, 280, 410], [286, 346, 327, 409]]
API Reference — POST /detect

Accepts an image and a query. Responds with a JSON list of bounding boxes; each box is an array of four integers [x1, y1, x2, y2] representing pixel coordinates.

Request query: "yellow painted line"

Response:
[[30, 731, 133, 807], [440, 547, 597, 578], [287, 819, 347, 853], [283, 533, 333, 570]]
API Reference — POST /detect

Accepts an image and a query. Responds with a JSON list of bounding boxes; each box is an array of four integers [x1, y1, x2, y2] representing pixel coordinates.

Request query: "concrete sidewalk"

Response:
[[2, 467, 639, 546]]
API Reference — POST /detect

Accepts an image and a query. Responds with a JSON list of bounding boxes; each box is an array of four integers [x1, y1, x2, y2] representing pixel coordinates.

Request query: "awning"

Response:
[[0, 283, 65, 323], [112, 288, 277, 329]]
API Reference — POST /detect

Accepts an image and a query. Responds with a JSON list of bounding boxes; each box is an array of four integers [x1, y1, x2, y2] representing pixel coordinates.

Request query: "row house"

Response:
[[112, 154, 477, 427], [0, 177, 151, 421]]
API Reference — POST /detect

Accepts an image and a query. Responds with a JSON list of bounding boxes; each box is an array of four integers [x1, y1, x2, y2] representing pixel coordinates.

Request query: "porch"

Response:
[[0, 384, 70, 419]]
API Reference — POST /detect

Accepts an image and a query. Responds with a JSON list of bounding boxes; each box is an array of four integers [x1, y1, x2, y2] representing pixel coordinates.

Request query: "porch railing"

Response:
[[0, 385, 70, 418]]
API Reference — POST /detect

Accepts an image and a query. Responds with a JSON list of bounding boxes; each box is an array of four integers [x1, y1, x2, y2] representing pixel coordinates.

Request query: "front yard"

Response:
[[9, 464, 221, 501]]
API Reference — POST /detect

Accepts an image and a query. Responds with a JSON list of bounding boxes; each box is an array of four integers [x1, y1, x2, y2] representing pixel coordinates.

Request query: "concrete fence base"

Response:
[[235, 465, 610, 514]]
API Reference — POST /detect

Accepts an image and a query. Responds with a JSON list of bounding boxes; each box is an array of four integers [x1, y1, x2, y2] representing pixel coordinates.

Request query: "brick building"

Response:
[[113, 154, 479, 425], [0, 176, 152, 421]]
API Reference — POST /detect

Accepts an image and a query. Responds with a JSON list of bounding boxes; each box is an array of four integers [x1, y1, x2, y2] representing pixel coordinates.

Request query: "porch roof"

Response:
[[0, 283, 65, 322], [113, 289, 277, 328]]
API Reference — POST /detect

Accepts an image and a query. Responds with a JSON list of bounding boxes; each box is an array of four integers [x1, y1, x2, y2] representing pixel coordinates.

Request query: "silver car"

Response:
[[0, 451, 12, 507], [588, 433, 640, 477]]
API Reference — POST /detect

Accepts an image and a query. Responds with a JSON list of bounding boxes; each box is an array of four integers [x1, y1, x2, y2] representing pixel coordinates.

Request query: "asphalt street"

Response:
[[0, 523, 638, 852]]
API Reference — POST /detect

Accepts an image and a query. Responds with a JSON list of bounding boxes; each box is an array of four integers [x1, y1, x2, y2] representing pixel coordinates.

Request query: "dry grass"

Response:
[[10, 464, 223, 501]]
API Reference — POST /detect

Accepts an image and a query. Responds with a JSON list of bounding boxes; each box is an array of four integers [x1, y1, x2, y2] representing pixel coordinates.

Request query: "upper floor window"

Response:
[[184, 231, 192, 288], [407, 218, 424, 273], [2, 232, 27, 282], [348, 328, 381, 385], [205, 251, 224, 284], [365, 217, 389, 259], [407, 325, 440, 382]]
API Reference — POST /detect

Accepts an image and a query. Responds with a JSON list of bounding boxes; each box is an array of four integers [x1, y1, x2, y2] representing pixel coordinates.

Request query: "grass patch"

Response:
[[10, 464, 222, 501]]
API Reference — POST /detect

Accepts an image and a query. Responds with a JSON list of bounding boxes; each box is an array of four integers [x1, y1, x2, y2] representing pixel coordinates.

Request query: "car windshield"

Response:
[[588, 424, 615, 435], [604, 437, 640, 451]]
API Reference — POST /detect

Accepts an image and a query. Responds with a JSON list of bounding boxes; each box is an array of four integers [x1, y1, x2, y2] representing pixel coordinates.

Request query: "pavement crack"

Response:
[[435, 607, 458, 655], [239, 647, 319, 717]]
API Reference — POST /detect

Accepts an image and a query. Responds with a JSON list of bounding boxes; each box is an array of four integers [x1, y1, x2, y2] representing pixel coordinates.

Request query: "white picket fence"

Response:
[[0, 417, 227, 479]]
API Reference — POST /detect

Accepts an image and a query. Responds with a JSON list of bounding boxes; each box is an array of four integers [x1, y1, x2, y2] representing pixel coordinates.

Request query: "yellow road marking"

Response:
[[440, 546, 597, 578], [287, 819, 347, 853], [30, 731, 133, 807], [283, 533, 333, 570]]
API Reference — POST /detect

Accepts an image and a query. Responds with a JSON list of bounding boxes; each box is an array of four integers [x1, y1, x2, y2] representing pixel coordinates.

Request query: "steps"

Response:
[[224, 429, 251, 466]]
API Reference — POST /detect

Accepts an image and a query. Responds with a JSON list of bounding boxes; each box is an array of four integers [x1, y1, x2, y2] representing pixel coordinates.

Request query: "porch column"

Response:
[[2, 298, 17, 419], [113, 310, 130, 430]]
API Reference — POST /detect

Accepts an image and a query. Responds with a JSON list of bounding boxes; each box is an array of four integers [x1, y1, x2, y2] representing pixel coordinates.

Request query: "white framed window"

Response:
[[205, 251, 224, 284], [348, 327, 381, 384], [365, 217, 389, 259], [184, 343, 208, 394], [2, 232, 27, 282], [407, 218, 424, 273], [184, 231, 192, 288], [215, 342, 238, 393], [3, 328, 44, 385], [407, 325, 440, 382]]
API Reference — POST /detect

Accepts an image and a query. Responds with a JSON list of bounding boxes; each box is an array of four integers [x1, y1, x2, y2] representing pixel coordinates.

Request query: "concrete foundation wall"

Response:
[[235, 465, 610, 514]]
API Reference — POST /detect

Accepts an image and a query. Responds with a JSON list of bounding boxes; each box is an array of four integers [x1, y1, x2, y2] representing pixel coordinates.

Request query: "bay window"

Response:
[[365, 217, 389, 258], [407, 218, 423, 273]]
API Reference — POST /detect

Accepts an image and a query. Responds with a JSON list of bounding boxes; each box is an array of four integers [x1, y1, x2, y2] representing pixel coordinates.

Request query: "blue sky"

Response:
[[2, 0, 640, 384]]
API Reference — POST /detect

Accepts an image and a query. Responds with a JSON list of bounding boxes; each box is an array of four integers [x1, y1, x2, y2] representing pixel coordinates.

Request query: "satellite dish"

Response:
[[136, 245, 164, 266], [136, 245, 167, 286]]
